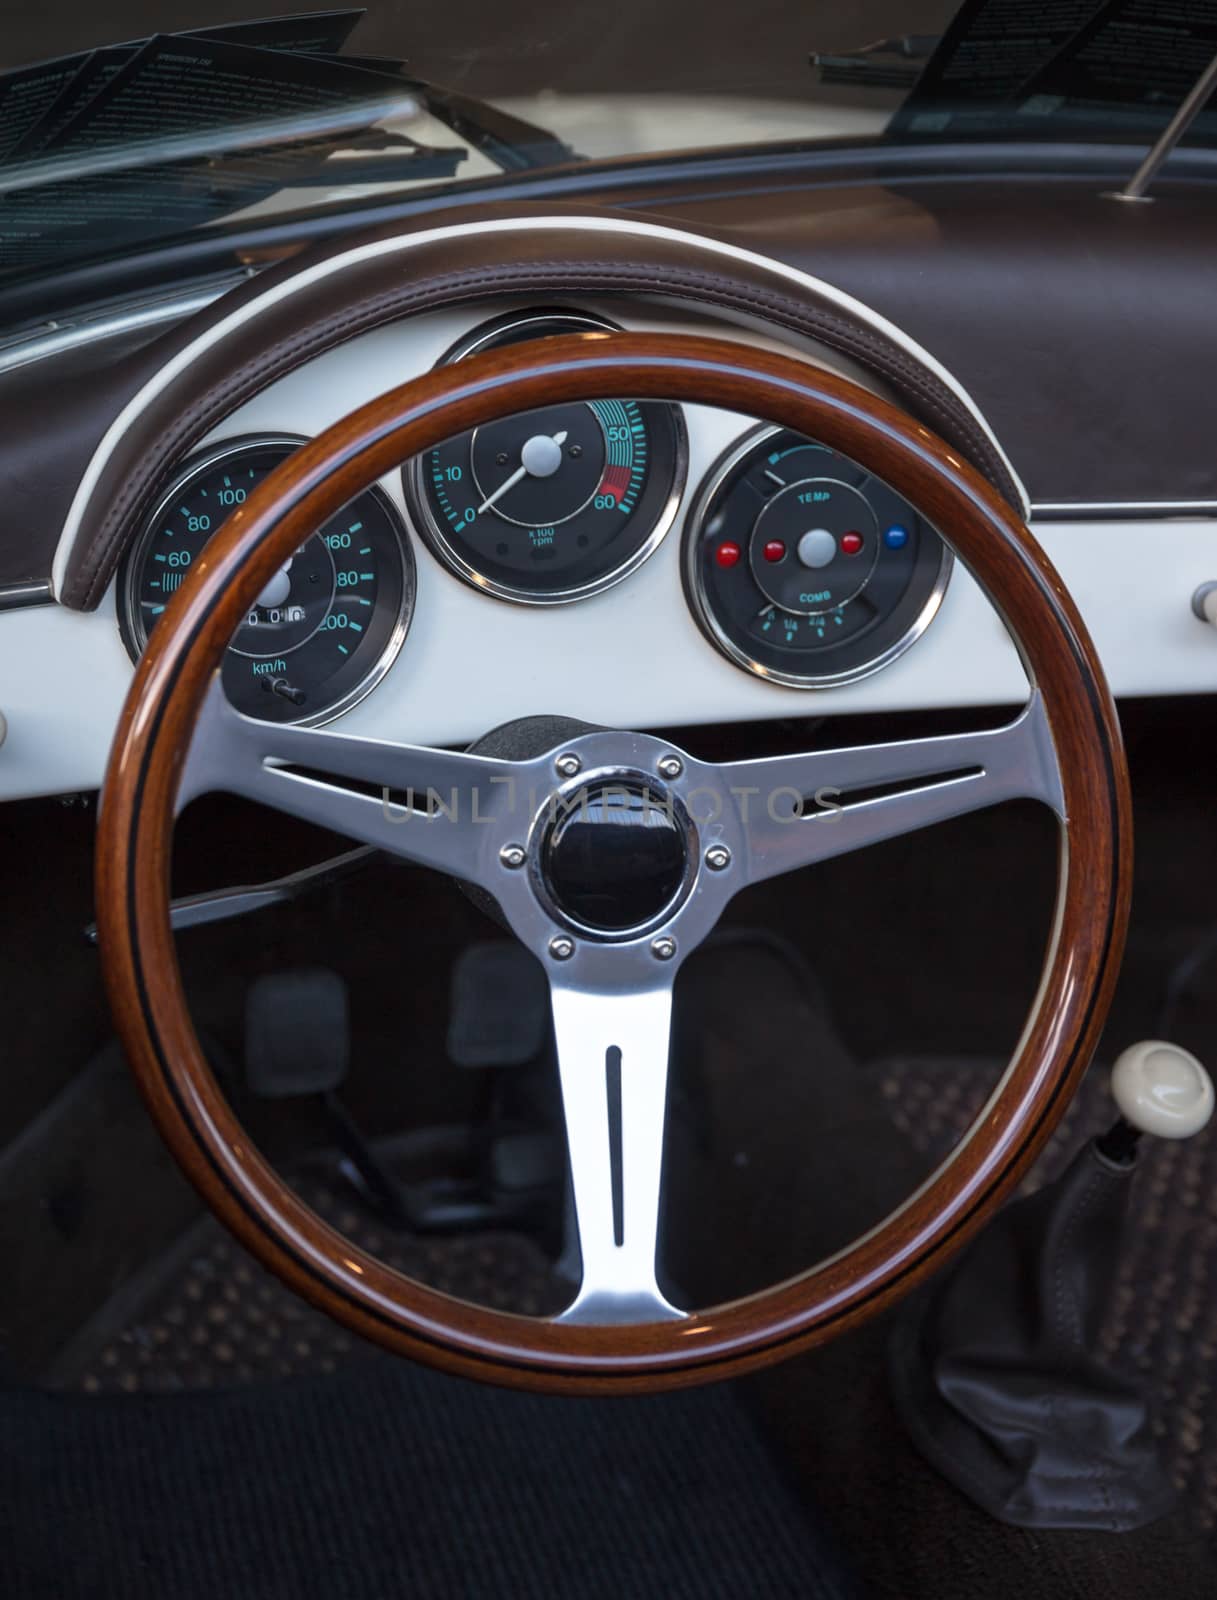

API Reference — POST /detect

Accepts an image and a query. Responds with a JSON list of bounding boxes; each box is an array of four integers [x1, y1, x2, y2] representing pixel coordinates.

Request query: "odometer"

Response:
[[406, 312, 687, 604], [118, 436, 414, 724]]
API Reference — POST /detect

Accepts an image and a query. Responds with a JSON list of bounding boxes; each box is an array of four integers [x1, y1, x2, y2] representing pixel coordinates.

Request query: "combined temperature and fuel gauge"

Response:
[[683, 427, 951, 688]]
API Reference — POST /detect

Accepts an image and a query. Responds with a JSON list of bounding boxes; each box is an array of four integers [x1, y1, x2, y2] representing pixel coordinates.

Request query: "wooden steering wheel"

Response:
[[96, 333, 1130, 1393]]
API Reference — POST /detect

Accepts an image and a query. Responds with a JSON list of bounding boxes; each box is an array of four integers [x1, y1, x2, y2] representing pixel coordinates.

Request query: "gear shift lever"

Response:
[[1101, 1038, 1215, 1158], [889, 1042, 1214, 1531]]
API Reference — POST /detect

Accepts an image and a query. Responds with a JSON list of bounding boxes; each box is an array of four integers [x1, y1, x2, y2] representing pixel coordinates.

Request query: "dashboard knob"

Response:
[[1191, 581, 1217, 627], [1111, 1040, 1214, 1139]]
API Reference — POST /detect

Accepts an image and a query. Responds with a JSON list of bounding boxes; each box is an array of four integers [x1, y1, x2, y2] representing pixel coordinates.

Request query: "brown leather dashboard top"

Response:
[[49, 205, 1024, 612], [635, 174, 1217, 514], [3, 164, 1215, 599]]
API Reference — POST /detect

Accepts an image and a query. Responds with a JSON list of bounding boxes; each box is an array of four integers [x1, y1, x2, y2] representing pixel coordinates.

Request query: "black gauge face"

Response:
[[120, 438, 414, 724], [684, 429, 950, 687], [406, 313, 687, 603]]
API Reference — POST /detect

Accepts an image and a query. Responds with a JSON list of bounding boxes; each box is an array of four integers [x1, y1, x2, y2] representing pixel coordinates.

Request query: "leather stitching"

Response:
[[68, 250, 1022, 609]]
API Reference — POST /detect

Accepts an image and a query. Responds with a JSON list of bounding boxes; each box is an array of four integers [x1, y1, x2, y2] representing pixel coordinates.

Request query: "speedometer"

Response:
[[118, 435, 414, 724], [405, 311, 687, 604]]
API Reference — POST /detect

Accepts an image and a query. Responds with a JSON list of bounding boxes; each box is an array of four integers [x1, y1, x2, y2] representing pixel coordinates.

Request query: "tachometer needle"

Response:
[[476, 429, 568, 516]]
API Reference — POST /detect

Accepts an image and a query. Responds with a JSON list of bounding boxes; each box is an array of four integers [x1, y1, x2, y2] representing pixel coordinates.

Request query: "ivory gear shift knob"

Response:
[[1110, 1039, 1215, 1140]]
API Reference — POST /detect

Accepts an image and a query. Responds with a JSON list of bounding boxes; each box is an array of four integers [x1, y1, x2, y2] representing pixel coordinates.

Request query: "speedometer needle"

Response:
[[256, 555, 294, 610], [475, 429, 568, 516]]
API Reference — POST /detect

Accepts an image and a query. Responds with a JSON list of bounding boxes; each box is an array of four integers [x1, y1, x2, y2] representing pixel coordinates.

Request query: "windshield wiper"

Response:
[[0, 90, 429, 197], [203, 125, 465, 191], [330, 54, 577, 172], [406, 77, 579, 171], [812, 36, 938, 92]]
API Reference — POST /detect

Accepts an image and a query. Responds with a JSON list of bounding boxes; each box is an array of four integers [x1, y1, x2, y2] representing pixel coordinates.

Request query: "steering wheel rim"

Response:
[[96, 332, 1131, 1392]]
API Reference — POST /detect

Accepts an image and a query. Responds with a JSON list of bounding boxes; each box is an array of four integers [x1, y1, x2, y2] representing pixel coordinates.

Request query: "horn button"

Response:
[[538, 778, 690, 934]]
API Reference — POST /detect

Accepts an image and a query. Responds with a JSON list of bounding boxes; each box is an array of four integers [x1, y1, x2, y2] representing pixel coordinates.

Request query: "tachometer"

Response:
[[405, 312, 687, 604], [118, 435, 414, 724]]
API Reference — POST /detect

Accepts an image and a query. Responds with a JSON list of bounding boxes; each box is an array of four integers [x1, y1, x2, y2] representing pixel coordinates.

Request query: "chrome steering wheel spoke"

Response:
[[550, 970, 685, 1325], [719, 691, 1065, 888], [177, 676, 520, 890]]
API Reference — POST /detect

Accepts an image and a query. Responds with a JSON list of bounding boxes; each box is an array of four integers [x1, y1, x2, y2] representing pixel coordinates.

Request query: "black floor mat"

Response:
[[0, 1358, 856, 1600], [50, 1163, 563, 1393]]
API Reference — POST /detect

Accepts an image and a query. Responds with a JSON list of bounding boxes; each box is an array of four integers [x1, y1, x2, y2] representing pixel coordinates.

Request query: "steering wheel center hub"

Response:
[[538, 775, 691, 935]]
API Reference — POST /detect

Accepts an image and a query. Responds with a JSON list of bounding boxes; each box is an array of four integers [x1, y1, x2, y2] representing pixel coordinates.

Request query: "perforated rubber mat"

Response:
[[879, 1056, 1217, 1533], [54, 1166, 564, 1393]]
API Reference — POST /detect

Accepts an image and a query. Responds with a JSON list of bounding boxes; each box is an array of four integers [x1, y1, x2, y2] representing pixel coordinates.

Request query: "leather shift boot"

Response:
[[888, 1140, 1176, 1531]]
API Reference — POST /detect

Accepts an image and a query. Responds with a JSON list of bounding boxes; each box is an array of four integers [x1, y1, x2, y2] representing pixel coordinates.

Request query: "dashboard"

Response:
[[1, 195, 1215, 804], [110, 304, 949, 729]]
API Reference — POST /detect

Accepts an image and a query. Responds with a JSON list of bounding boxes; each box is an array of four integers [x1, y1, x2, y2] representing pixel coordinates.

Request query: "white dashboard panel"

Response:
[[1, 303, 1215, 804]]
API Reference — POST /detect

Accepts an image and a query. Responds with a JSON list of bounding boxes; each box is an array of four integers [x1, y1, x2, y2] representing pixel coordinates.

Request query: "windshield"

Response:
[[1, 3, 1212, 286]]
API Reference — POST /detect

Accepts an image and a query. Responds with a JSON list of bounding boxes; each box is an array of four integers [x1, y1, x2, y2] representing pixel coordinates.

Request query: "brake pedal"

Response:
[[447, 942, 549, 1068]]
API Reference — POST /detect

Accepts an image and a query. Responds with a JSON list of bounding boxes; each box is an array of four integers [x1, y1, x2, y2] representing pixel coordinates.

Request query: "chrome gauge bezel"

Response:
[[682, 424, 954, 690], [405, 310, 689, 607], [117, 432, 416, 728]]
